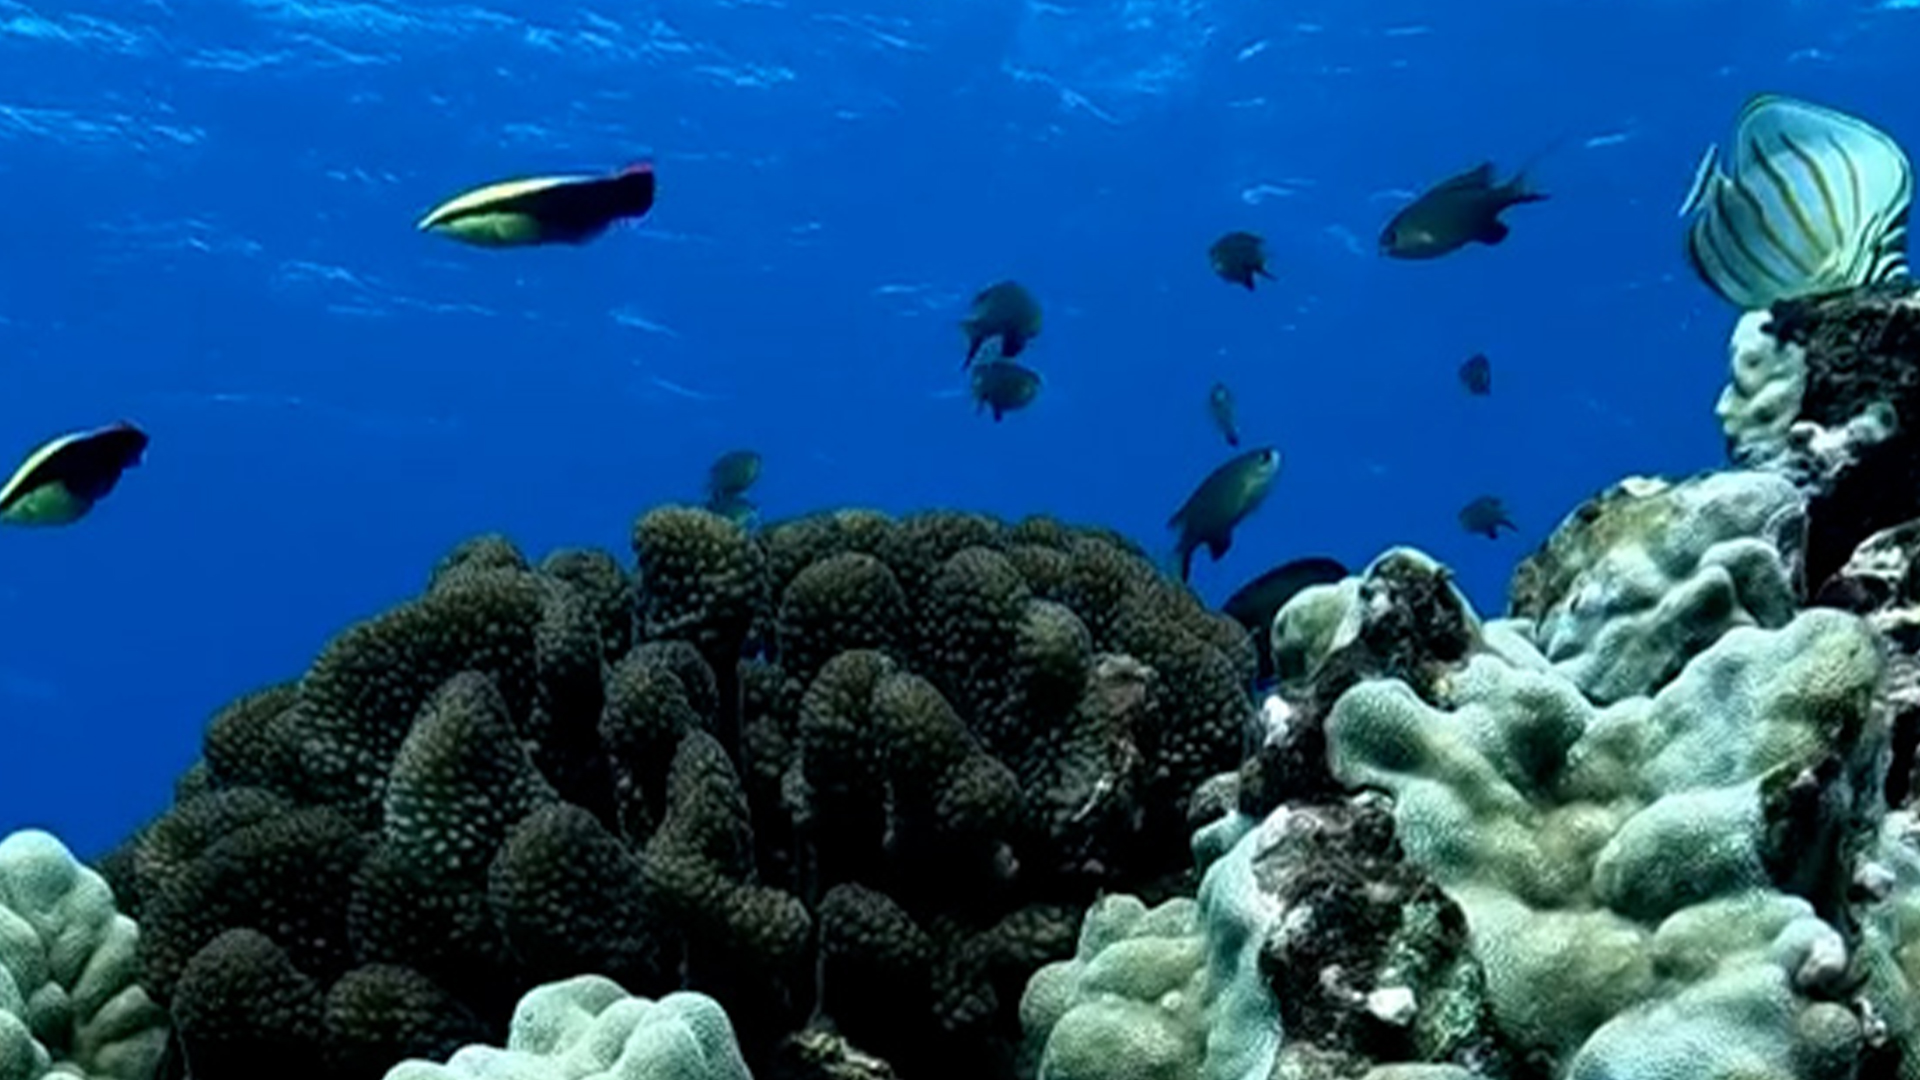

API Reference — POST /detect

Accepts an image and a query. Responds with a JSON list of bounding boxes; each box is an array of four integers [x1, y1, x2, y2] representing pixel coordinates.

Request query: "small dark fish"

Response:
[[418, 162, 656, 247], [961, 281, 1042, 367], [708, 449, 763, 500], [1459, 353, 1492, 395], [1223, 556, 1350, 681], [0, 421, 148, 526], [1380, 162, 1546, 259], [1169, 447, 1282, 582], [706, 491, 760, 530], [970, 359, 1042, 421], [1459, 495, 1516, 539], [1208, 231, 1275, 290], [1207, 382, 1240, 447]]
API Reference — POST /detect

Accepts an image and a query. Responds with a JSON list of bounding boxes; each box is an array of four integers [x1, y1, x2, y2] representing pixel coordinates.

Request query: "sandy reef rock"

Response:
[[0, 830, 167, 1080]]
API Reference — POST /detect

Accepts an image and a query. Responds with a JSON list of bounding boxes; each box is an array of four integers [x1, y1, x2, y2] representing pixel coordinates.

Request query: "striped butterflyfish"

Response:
[[1681, 95, 1912, 310], [0, 421, 148, 527], [417, 162, 656, 248]]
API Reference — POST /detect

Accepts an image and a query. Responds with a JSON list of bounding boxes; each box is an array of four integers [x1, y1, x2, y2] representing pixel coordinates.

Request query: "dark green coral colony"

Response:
[[102, 505, 1258, 1080]]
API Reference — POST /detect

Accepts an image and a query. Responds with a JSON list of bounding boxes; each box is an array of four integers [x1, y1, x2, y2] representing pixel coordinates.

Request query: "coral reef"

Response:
[[1211, 468, 1920, 1080], [0, 830, 168, 1080], [383, 975, 750, 1080], [101, 511, 1256, 1080], [1714, 284, 1920, 589], [1022, 795, 1511, 1080], [65, 281, 1920, 1080], [1505, 469, 1804, 703]]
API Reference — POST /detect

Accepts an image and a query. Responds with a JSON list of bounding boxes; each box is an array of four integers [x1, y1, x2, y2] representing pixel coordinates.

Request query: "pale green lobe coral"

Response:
[[1718, 311, 1809, 457], [1021, 816, 1281, 1080], [0, 830, 167, 1080], [1268, 578, 1358, 692], [1019, 896, 1209, 1080], [1325, 602, 1890, 1075], [1510, 470, 1805, 704], [382, 975, 750, 1080], [1714, 308, 1898, 513]]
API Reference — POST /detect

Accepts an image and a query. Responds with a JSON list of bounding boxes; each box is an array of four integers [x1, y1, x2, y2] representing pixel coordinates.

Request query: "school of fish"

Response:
[[12, 93, 1914, 655]]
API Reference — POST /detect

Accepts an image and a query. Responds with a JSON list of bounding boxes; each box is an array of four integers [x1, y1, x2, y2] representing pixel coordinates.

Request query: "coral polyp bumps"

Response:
[[19, 319, 1920, 1080], [91, 507, 1258, 1080]]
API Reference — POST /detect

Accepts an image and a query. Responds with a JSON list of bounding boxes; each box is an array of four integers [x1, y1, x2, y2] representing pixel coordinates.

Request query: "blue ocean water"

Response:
[[0, 0, 1903, 856]]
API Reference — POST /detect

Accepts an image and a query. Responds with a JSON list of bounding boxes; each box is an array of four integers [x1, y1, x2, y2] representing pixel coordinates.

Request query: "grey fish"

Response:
[[1209, 231, 1276, 290], [1680, 94, 1912, 310], [1459, 495, 1515, 540], [708, 449, 762, 500], [970, 359, 1042, 421], [961, 280, 1042, 367], [1381, 162, 1546, 259], [1207, 381, 1240, 447], [1459, 353, 1491, 395], [1169, 447, 1282, 582]]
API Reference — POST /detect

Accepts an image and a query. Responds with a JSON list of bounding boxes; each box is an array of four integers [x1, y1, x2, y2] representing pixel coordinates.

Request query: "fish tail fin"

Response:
[[1177, 542, 1196, 583], [1506, 182, 1549, 205], [1506, 133, 1570, 203]]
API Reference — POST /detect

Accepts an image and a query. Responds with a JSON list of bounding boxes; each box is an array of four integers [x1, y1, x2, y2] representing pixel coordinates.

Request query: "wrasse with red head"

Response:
[[417, 162, 656, 248]]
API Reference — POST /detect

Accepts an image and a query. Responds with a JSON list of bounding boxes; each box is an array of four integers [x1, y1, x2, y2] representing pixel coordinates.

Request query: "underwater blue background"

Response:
[[0, 0, 1908, 855]]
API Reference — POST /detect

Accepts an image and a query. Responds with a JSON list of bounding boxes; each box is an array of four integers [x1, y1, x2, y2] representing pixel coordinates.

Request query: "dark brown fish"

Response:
[[1459, 495, 1516, 539], [1170, 447, 1282, 582], [1380, 162, 1545, 259], [1207, 382, 1240, 447], [961, 281, 1042, 367], [1208, 231, 1275, 290], [418, 163, 656, 248], [971, 359, 1042, 421], [708, 449, 762, 500], [1223, 556, 1350, 681], [1459, 353, 1491, 395]]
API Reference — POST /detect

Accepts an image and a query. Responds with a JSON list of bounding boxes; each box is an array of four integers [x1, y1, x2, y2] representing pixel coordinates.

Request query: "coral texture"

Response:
[[104, 510, 1255, 1080], [1717, 284, 1920, 589], [0, 830, 168, 1080], [383, 975, 749, 1080]]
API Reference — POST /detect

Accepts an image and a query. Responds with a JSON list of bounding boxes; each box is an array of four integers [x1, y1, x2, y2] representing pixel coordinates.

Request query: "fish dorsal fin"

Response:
[[1432, 162, 1498, 193], [1679, 144, 1721, 218], [0, 434, 74, 511]]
